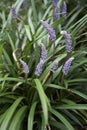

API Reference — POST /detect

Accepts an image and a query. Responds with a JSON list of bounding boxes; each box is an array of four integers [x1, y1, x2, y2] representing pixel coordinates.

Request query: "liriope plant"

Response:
[[0, 0, 87, 130]]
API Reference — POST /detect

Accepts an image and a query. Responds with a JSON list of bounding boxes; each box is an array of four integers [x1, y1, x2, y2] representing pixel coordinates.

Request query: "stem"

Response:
[[31, 0, 37, 22], [58, 73, 64, 100], [53, 42, 55, 56], [61, 72, 64, 85], [46, 125, 51, 130], [15, 20, 22, 49]]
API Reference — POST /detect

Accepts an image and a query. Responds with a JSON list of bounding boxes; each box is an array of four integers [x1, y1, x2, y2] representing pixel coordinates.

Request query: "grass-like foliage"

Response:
[[0, 0, 87, 130]]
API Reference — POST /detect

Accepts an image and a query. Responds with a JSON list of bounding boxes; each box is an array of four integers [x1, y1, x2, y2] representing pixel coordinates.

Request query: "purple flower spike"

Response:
[[40, 43, 47, 61], [51, 61, 59, 73], [52, 0, 58, 7], [61, 30, 73, 52], [20, 59, 29, 74], [77, 0, 81, 10], [62, 1, 67, 18], [53, 7, 59, 21], [23, 0, 28, 10], [12, 7, 18, 19], [35, 59, 44, 77], [41, 20, 56, 41], [62, 57, 74, 75]]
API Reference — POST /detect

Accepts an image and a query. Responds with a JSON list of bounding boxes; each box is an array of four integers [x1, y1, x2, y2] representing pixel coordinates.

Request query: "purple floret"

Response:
[[52, 0, 58, 7], [12, 7, 18, 19], [35, 59, 44, 77], [41, 20, 56, 41], [40, 43, 47, 61], [62, 1, 67, 18], [53, 7, 59, 21], [20, 59, 29, 74], [23, 0, 28, 10], [62, 57, 74, 75], [76, 0, 81, 10], [51, 61, 59, 73], [61, 30, 73, 52]]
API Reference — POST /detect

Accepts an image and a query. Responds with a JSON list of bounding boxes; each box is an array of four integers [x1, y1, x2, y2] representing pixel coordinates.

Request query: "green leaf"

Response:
[[50, 108, 74, 130], [31, 0, 37, 22], [70, 89, 87, 100], [7, 32, 15, 51], [1, 74, 9, 89], [0, 77, 25, 83], [28, 102, 37, 130], [58, 104, 87, 110], [63, 110, 82, 126], [28, 8, 35, 35], [34, 79, 48, 125], [2, 49, 16, 76], [68, 78, 87, 84], [66, 8, 83, 28], [0, 97, 24, 130], [0, 44, 3, 63], [42, 5, 52, 20], [0, 92, 13, 97], [49, 120, 68, 130], [9, 106, 28, 130], [0, 111, 7, 125], [45, 84, 65, 90], [25, 25, 32, 41]]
